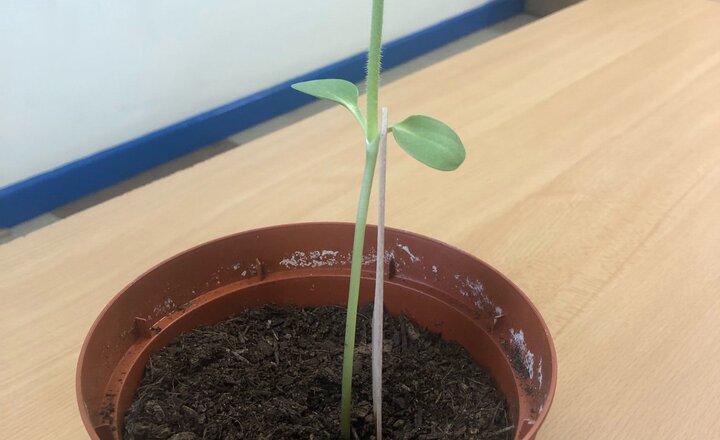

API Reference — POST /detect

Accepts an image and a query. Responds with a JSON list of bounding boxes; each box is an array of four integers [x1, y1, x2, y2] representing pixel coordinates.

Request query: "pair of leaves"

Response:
[[291, 79, 465, 171]]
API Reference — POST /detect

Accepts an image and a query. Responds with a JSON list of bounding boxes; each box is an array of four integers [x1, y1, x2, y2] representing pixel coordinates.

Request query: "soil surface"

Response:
[[124, 305, 513, 440]]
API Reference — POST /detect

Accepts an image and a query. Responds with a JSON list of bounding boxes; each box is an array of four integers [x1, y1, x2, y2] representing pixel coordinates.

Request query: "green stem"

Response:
[[340, 1, 384, 438], [340, 141, 379, 439], [366, 0, 384, 141]]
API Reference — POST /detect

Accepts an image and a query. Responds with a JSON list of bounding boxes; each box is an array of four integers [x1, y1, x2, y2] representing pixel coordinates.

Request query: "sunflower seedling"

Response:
[[291, 0, 465, 437]]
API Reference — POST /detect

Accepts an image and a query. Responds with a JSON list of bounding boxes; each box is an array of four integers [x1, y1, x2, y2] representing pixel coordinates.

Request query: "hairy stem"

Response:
[[366, 0, 384, 141]]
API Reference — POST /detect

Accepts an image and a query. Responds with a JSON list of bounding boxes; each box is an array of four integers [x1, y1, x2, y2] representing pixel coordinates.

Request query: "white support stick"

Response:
[[372, 107, 389, 440]]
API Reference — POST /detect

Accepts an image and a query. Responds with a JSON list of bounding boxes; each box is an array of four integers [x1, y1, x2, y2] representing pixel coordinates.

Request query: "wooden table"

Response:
[[3, 0, 720, 438]]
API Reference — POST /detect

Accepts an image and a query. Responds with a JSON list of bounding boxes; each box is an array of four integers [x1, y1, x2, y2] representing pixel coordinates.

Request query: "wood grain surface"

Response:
[[2, 0, 720, 438]]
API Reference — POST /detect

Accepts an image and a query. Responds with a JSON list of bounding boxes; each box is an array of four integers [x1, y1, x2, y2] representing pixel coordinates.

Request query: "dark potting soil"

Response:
[[123, 305, 513, 440]]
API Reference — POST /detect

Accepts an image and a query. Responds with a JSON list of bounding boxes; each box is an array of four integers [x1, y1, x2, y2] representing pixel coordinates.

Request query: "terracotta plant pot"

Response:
[[77, 222, 556, 439]]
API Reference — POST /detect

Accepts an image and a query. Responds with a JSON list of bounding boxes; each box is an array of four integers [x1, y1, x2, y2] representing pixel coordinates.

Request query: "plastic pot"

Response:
[[77, 222, 556, 439]]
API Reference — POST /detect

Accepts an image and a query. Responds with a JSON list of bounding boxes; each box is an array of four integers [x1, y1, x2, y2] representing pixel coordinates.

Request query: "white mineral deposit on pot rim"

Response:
[[538, 358, 543, 387], [279, 248, 406, 271], [279, 250, 341, 268], [153, 297, 177, 316], [510, 328, 536, 380], [396, 243, 420, 262]]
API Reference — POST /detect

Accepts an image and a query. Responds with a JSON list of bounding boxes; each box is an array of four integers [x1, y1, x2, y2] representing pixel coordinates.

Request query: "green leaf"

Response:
[[391, 115, 466, 171], [291, 79, 365, 129]]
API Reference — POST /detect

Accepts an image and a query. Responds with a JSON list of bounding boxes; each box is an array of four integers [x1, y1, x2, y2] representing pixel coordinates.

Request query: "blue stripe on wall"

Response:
[[0, 0, 522, 228]]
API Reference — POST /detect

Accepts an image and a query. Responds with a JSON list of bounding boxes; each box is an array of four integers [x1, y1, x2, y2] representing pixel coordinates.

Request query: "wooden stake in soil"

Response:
[[372, 107, 389, 440]]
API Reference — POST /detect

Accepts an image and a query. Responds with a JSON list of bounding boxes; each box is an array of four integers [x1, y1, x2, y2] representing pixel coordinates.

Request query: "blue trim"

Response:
[[0, 0, 522, 228]]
